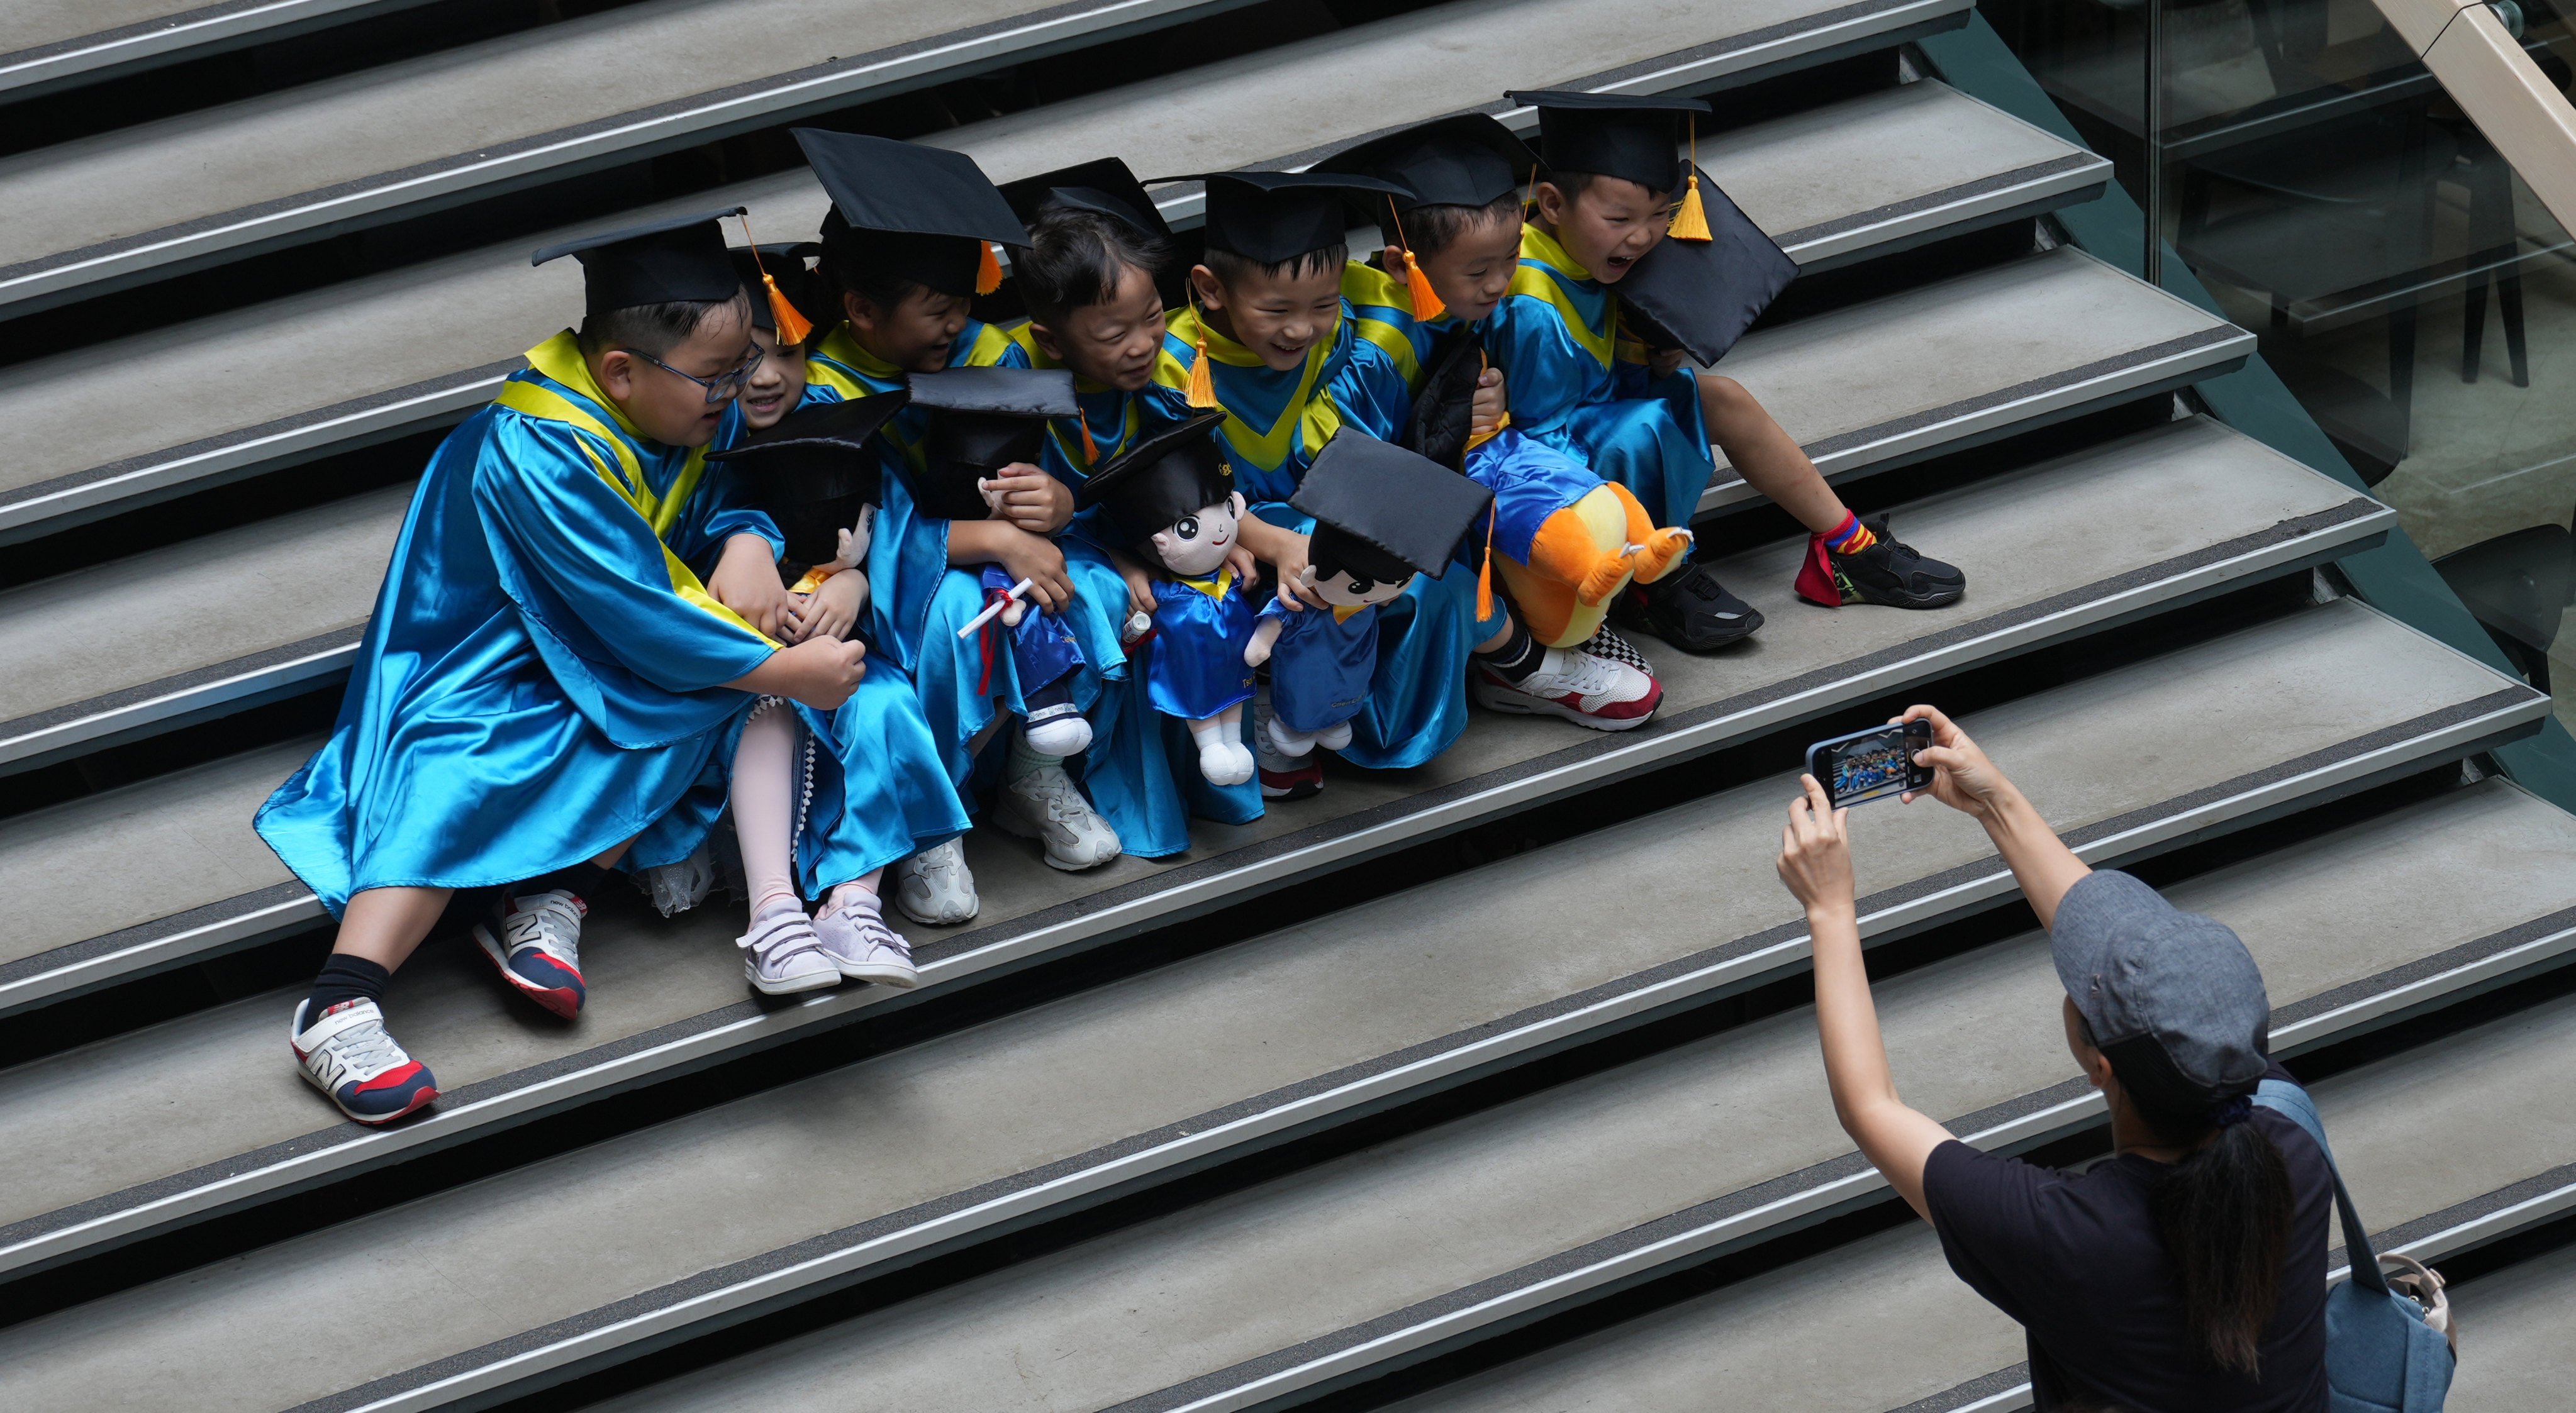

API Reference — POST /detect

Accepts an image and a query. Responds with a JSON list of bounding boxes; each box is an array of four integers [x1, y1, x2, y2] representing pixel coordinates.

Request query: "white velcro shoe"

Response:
[[891, 838, 979, 926], [995, 763, 1123, 870], [737, 904, 841, 996], [812, 890, 920, 988]]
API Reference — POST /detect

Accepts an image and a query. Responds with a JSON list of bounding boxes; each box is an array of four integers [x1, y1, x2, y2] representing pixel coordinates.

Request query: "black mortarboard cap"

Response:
[[1154, 169, 1409, 265], [796, 129, 1029, 299], [533, 207, 747, 315], [1313, 114, 1538, 213], [1076, 409, 1234, 548], [1612, 162, 1797, 365], [1292, 435, 1492, 584], [705, 390, 905, 563], [728, 243, 823, 333], [1000, 157, 1173, 242], [901, 367, 1079, 521], [1505, 90, 1710, 194]]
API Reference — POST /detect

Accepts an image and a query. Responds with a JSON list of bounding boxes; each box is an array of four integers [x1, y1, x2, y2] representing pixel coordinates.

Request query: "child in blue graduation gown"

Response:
[[1000, 158, 1266, 856], [257, 212, 871, 1125], [791, 128, 1130, 923]]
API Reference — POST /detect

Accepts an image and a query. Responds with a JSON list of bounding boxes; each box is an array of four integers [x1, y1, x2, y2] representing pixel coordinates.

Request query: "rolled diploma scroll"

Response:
[[956, 577, 1038, 638]]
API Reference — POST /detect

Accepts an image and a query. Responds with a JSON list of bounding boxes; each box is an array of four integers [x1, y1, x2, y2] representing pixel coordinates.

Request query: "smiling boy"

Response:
[[257, 209, 867, 1122], [1491, 91, 1967, 652]]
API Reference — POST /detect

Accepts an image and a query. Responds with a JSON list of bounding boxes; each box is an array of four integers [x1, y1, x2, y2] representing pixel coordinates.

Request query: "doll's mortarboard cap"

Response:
[[1611, 160, 1798, 365], [1313, 114, 1538, 213], [728, 241, 822, 338], [1000, 157, 1173, 241], [904, 367, 1080, 521], [705, 389, 906, 563], [1292, 434, 1493, 584], [533, 207, 747, 315], [1152, 169, 1410, 265], [1076, 409, 1234, 546], [795, 128, 1029, 299], [1504, 90, 1710, 194]]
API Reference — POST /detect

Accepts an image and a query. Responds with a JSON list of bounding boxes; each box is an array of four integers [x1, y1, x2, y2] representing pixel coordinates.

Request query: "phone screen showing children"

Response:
[[1812, 721, 1930, 808]]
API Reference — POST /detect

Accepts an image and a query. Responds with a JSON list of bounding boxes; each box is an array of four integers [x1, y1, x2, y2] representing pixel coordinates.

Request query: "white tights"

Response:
[[731, 702, 884, 921]]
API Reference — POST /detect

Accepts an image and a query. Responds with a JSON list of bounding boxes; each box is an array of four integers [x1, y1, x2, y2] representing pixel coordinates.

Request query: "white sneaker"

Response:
[[812, 890, 920, 988], [738, 904, 841, 996], [1473, 646, 1662, 731], [891, 838, 979, 926], [471, 888, 587, 1018], [1021, 702, 1094, 756], [291, 997, 439, 1125], [995, 763, 1123, 870]]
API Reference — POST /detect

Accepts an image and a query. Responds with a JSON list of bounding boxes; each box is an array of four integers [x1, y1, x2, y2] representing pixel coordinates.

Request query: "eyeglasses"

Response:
[[623, 344, 766, 404]]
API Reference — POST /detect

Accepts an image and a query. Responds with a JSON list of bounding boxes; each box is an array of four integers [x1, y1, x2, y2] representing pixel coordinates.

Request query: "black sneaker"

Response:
[[1615, 560, 1764, 652], [1826, 516, 1965, 609]]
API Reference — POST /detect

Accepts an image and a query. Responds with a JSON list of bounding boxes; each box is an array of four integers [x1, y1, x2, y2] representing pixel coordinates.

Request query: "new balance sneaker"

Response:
[[1616, 559, 1763, 652], [472, 889, 586, 1018], [812, 890, 920, 988], [291, 998, 438, 1125], [891, 838, 979, 926], [1473, 645, 1661, 729], [738, 903, 841, 996], [995, 763, 1123, 870], [1798, 514, 1966, 609]]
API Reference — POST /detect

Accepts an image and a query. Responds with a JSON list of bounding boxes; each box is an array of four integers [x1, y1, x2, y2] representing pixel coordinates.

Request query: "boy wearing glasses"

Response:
[[257, 209, 869, 1124]]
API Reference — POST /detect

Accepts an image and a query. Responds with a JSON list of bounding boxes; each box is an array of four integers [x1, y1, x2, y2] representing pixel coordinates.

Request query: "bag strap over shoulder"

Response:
[[2255, 1077, 2390, 1294]]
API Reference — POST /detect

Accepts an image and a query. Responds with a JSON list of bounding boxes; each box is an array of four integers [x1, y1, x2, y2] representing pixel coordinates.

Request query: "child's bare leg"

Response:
[[1700, 374, 1846, 535], [330, 885, 453, 970]]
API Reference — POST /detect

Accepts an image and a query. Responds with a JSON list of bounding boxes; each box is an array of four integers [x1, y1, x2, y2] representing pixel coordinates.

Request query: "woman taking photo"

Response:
[[1776, 705, 2334, 1411]]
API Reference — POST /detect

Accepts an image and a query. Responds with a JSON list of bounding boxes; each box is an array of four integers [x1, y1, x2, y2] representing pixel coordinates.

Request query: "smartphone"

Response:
[[1805, 719, 1936, 809]]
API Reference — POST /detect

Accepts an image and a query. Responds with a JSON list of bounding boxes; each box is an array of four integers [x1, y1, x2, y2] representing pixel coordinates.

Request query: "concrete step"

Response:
[[1698, 245, 2251, 515], [0, 418, 2396, 1273], [0, 0, 443, 99], [0, 0, 1973, 318], [566, 776, 2576, 1413], [0, 75, 2093, 545], [0, 241, 2251, 777], [0, 416, 2380, 1016], [1380, 924, 2576, 1413], [0, 597, 2541, 1412]]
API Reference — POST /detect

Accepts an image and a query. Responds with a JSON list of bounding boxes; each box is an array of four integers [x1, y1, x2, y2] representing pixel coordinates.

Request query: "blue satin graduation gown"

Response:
[[1258, 596, 1377, 734], [1148, 571, 1258, 719], [255, 333, 783, 913], [1484, 224, 1714, 531], [1154, 298, 1471, 771], [806, 322, 1125, 806], [1011, 328, 1261, 856]]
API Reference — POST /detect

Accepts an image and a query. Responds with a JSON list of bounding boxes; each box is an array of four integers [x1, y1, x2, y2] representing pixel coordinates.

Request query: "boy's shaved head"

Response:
[[577, 290, 756, 359]]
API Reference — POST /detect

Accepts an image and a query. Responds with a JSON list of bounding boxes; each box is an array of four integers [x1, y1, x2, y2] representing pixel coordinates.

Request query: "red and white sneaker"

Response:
[[473, 889, 587, 1018], [1473, 645, 1661, 730], [291, 998, 438, 1125]]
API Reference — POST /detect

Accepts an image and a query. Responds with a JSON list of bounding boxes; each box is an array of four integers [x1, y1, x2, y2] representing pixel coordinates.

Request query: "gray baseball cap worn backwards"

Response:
[[2052, 871, 2272, 1117]]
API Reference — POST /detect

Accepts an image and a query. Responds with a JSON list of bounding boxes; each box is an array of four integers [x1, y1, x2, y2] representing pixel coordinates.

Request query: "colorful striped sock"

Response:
[[1824, 513, 1876, 555]]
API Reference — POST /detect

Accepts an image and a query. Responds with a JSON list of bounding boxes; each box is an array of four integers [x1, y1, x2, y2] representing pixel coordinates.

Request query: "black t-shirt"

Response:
[[1922, 1064, 2334, 1412]]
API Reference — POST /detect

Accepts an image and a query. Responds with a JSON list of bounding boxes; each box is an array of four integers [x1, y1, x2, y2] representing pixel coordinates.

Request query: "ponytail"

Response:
[[2140, 1097, 2294, 1374]]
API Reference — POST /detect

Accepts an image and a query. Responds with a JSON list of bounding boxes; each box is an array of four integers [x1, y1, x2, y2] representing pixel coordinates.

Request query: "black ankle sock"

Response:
[[516, 860, 609, 906], [305, 954, 391, 1017], [1475, 619, 1544, 682], [1022, 674, 1075, 712]]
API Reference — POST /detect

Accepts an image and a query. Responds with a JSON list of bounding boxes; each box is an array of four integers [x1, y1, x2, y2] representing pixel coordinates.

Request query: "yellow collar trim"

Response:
[[1174, 567, 1237, 599], [523, 331, 649, 443], [1519, 223, 1593, 282]]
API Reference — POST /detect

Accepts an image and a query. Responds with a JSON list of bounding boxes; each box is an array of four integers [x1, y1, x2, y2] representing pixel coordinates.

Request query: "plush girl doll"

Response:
[[1075, 410, 1260, 785]]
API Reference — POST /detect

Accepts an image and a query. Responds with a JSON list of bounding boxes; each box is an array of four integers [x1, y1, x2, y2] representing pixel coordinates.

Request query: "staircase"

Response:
[[0, 3, 2568, 1410]]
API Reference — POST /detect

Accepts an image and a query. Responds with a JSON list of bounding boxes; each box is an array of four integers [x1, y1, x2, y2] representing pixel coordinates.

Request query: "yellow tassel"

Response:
[[761, 274, 813, 348], [1476, 499, 1498, 621], [1668, 119, 1712, 242], [1184, 314, 1218, 407], [975, 241, 1003, 296]]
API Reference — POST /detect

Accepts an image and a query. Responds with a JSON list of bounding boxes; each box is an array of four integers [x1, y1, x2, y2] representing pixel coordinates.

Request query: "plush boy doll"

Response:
[[1245, 433, 1493, 770]]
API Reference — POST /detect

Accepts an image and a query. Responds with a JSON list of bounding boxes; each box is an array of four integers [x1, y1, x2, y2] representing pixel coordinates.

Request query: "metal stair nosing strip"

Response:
[[0, 0, 444, 99], [110, 607, 2534, 1413], [0, 79, 2081, 548], [0, 466, 2404, 1277], [0, 624, 364, 778], [0, 0, 1971, 319], [272, 680, 2562, 1413], [1095, 912, 2576, 1413]]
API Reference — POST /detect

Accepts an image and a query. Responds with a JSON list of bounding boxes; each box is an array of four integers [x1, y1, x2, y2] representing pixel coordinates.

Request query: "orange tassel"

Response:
[[1476, 499, 1498, 621], [1079, 418, 1100, 466], [975, 240, 1003, 296], [761, 273, 813, 348], [1387, 200, 1445, 321], [1668, 120, 1712, 242]]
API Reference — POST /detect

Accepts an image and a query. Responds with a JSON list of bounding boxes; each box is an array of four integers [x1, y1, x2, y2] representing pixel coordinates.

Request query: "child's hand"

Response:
[[981, 463, 1074, 535], [989, 526, 1075, 614], [769, 636, 869, 710], [788, 572, 865, 643], [1470, 365, 1508, 439], [710, 533, 791, 640], [1108, 546, 1157, 619], [1224, 540, 1257, 586], [1267, 529, 1315, 612], [1648, 346, 1690, 380]]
